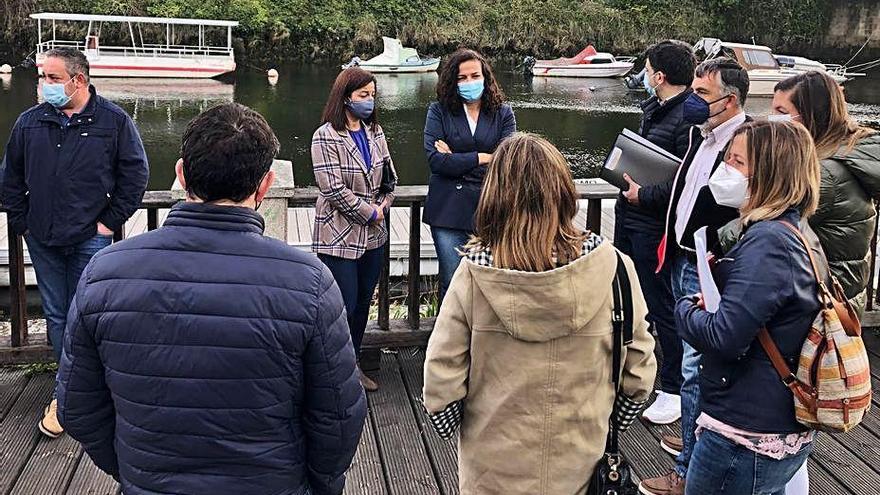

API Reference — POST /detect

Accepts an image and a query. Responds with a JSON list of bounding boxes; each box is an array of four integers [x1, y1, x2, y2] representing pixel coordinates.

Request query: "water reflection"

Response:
[[0, 63, 878, 189]]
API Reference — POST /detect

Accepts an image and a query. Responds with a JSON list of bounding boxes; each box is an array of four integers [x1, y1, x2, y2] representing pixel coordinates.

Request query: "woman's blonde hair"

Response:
[[471, 132, 587, 271], [737, 121, 820, 225], [774, 71, 875, 159]]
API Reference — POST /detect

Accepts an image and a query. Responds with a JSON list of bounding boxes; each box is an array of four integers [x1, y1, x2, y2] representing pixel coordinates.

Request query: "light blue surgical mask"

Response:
[[643, 71, 658, 98], [41, 76, 79, 108], [458, 79, 484, 102]]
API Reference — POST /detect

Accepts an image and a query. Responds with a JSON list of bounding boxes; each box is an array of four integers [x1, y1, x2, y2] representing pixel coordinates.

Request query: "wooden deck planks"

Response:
[[10, 432, 82, 495], [64, 454, 120, 495], [2, 336, 880, 493], [396, 349, 460, 495], [0, 368, 29, 423], [369, 352, 440, 495], [0, 372, 55, 494], [343, 406, 388, 495]]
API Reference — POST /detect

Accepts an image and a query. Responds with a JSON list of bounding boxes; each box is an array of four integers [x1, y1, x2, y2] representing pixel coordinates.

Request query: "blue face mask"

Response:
[[682, 93, 731, 125], [41, 76, 79, 108], [346, 99, 374, 120], [458, 79, 485, 102], [643, 71, 658, 98]]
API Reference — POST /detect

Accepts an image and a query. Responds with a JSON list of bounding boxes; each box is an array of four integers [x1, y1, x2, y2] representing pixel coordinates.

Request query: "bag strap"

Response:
[[777, 221, 825, 292], [777, 220, 861, 335], [608, 252, 634, 454]]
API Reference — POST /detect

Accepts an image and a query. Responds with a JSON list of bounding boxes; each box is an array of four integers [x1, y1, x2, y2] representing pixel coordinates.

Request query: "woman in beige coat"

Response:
[[422, 133, 657, 495]]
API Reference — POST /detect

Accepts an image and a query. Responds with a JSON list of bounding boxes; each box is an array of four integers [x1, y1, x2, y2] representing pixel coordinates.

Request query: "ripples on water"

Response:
[[1, 64, 878, 188]]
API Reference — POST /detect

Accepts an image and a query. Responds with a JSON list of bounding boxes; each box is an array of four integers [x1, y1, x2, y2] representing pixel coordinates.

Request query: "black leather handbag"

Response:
[[379, 157, 396, 195], [587, 253, 638, 495]]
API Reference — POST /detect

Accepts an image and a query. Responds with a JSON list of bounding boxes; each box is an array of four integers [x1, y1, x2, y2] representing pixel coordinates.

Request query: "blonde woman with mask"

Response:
[[677, 121, 821, 494], [422, 132, 656, 495]]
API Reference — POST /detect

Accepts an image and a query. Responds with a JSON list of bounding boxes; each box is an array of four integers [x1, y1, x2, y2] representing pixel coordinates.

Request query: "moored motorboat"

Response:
[[525, 45, 635, 78], [693, 38, 864, 96], [344, 37, 439, 73]]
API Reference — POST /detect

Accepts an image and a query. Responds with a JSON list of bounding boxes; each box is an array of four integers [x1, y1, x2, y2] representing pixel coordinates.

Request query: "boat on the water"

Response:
[[525, 45, 635, 78], [344, 37, 439, 73], [30, 12, 238, 78], [693, 38, 864, 96]]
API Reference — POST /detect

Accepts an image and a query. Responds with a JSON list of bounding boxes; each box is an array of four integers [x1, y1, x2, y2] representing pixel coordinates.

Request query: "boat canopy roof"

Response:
[[30, 12, 238, 27], [363, 37, 424, 65]]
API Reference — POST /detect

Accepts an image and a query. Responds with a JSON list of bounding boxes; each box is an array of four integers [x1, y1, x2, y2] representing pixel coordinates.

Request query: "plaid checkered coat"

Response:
[[311, 122, 396, 259]]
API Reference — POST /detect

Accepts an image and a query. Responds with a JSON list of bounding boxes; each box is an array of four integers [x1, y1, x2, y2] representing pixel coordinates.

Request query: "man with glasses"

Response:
[[1, 47, 149, 438], [623, 57, 750, 495]]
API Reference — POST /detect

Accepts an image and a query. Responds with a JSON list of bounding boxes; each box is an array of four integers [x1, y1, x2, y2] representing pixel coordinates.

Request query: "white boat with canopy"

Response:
[[344, 37, 440, 73], [30, 12, 238, 78], [693, 38, 864, 96]]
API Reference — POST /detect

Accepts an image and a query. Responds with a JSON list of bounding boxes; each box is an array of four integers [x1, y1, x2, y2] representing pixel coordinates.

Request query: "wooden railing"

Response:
[[0, 182, 618, 364]]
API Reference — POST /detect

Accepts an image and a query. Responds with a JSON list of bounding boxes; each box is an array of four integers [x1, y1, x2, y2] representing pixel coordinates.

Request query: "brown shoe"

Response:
[[358, 367, 379, 392], [660, 435, 683, 457], [639, 470, 685, 495], [38, 399, 64, 439]]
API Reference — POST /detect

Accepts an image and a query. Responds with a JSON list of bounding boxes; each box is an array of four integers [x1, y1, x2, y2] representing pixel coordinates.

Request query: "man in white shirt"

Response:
[[627, 57, 750, 495]]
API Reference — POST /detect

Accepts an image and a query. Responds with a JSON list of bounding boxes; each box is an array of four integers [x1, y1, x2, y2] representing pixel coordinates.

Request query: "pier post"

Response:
[[261, 160, 295, 240]]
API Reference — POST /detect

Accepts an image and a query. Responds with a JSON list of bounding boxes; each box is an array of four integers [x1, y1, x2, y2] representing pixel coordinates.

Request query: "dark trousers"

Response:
[[26, 233, 113, 362], [614, 223, 683, 394], [318, 247, 384, 356]]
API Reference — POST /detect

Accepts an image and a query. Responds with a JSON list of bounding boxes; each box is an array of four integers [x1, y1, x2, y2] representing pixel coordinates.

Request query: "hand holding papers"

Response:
[[694, 226, 721, 313]]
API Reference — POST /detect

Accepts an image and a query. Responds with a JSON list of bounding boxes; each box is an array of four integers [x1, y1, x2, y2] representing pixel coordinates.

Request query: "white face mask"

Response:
[[709, 162, 750, 209], [767, 113, 799, 123]]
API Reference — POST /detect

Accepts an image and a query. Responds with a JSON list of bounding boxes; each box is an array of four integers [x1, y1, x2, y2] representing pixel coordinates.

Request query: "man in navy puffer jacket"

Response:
[[55, 103, 366, 495]]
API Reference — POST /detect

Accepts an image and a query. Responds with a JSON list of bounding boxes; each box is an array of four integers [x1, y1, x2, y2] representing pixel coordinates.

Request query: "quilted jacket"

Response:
[[56, 202, 367, 495]]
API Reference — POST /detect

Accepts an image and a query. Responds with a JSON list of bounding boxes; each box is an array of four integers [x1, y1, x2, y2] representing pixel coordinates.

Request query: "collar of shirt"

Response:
[[702, 111, 747, 145]]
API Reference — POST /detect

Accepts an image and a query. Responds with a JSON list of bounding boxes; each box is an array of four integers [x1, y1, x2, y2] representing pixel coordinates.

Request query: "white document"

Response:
[[694, 226, 721, 313]]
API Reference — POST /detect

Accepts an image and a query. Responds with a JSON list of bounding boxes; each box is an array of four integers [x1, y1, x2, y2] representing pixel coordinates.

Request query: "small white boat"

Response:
[[526, 45, 635, 78], [693, 38, 863, 96], [30, 12, 238, 78], [344, 37, 439, 73]]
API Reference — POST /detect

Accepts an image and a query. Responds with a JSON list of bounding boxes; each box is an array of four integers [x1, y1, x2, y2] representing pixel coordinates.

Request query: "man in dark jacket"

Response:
[[614, 40, 697, 426], [631, 58, 749, 495], [0, 47, 148, 438], [56, 103, 367, 495]]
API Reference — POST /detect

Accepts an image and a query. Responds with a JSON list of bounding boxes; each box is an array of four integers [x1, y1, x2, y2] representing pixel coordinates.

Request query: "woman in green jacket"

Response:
[[769, 71, 880, 311]]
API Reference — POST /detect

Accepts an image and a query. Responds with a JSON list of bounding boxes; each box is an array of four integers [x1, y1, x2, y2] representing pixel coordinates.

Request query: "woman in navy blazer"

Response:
[[423, 48, 516, 301]]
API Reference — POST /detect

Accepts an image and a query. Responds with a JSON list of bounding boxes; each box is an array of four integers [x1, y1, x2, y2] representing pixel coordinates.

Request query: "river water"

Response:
[[1, 62, 879, 190]]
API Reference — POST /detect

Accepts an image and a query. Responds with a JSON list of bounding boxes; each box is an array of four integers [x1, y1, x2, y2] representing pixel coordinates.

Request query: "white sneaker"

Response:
[[642, 391, 681, 425]]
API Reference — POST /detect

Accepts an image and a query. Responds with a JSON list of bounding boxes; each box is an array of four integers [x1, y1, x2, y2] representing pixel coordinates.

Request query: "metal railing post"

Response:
[[8, 228, 28, 348]]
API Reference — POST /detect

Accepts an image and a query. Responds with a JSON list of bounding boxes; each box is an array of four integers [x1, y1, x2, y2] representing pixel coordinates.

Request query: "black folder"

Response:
[[599, 128, 682, 190]]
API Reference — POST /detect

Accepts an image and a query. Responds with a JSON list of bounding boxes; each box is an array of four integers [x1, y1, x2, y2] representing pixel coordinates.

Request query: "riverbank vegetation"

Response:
[[0, 0, 842, 64]]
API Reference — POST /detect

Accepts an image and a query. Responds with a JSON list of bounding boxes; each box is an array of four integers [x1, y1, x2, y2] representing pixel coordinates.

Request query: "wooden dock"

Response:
[[4, 331, 880, 494]]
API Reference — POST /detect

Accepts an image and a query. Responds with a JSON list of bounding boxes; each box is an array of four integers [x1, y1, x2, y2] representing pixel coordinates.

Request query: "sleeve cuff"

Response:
[[98, 212, 123, 233]]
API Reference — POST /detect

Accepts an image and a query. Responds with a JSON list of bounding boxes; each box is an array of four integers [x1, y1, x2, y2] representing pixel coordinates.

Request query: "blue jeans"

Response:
[[318, 247, 384, 357], [430, 226, 471, 303], [615, 225, 682, 394], [25, 233, 113, 362], [687, 430, 812, 495], [671, 254, 701, 478]]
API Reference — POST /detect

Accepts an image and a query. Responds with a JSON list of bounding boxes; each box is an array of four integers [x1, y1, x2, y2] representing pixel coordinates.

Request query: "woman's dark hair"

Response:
[[774, 71, 875, 159], [436, 48, 505, 114], [321, 67, 378, 132], [181, 103, 280, 203]]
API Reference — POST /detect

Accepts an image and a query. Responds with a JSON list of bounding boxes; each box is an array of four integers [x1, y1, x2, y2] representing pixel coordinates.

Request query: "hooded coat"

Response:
[[422, 239, 656, 495]]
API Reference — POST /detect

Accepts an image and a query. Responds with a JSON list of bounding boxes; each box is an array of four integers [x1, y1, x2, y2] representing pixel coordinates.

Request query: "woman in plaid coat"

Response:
[[312, 67, 397, 391]]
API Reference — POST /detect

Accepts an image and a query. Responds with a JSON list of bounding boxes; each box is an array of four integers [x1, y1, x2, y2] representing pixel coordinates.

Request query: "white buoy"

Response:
[[589, 86, 596, 92], [267, 68, 279, 78], [0, 64, 12, 74]]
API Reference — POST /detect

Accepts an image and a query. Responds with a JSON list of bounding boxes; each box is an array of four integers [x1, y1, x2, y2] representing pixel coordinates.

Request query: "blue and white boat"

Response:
[[344, 37, 440, 73]]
